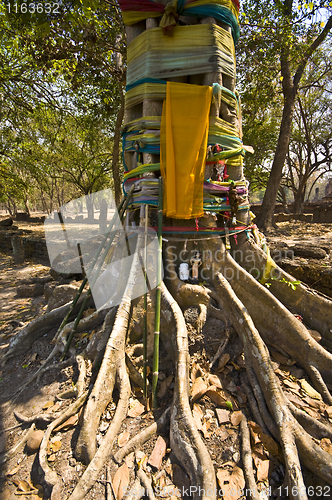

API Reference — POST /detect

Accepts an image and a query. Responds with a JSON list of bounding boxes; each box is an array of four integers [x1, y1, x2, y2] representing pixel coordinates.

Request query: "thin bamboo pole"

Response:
[[143, 204, 149, 399], [152, 177, 164, 409], [60, 186, 135, 359]]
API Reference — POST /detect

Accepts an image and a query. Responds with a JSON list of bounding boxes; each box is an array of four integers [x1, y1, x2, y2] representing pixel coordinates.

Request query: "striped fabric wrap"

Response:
[[126, 24, 235, 87], [118, 0, 240, 43]]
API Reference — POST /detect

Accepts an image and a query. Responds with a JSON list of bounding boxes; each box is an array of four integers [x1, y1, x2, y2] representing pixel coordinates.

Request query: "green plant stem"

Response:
[[152, 177, 163, 410], [59, 186, 135, 359], [143, 204, 149, 399]]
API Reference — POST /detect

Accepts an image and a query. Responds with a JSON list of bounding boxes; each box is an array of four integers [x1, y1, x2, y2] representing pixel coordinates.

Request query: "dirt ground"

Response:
[[0, 219, 331, 500]]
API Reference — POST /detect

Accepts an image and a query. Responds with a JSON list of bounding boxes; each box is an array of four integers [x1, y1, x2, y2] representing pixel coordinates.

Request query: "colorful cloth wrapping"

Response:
[[160, 82, 213, 219], [126, 24, 235, 87], [118, 0, 240, 44]]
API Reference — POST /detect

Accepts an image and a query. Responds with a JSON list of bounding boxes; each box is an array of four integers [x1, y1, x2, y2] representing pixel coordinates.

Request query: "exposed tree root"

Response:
[[287, 401, 332, 440], [207, 240, 332, 403], [214, 271, 332, 497], [1, 294, 93, 367], [57, 355, 87, 400], [137, 467, 157, 500], [113, 406, 171, 464], [162, 282, 217, 500], [39, 392, 88, 492], [233, 238, 332, 343], [68, 355, 130, 500], [0, 423, 35, 466], [240, 414, 260, 500], [240, 372, 270, 435]]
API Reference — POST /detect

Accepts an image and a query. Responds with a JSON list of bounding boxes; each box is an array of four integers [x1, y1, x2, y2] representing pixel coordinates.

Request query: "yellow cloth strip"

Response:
[[160, 82, 213, 219], [125, 81, 238, 113], [259, 246, 277, 285]]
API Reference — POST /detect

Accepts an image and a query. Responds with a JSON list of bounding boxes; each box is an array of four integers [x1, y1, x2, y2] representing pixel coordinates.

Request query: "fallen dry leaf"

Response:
[[128, 400, 145, 418], [192, 403, 203, 430], [230, 411, 243, 426], [216, 353, 230, 372], [305, 407, 320, 419], [325, 406, 332, 418], [17, 480, 32, 492], [51, 440, 61, 452], [191, 377, 208, 402], [283, 378, 299, 391], [47, 454, 56, 462], [215, 408, 230, 425], [320, 438, 332, 455], [125, 452, 135, 469], [303, 396, 323, 410], [118, 431, 130, 448], [284, 391, 309, 408], [148, 435, 167, 469], [113, 463, 129, 500], [217, 466, 245, 500], [215, 427, 230, 441], [201, 420, 212, 439], [54, 414, 78, 432], [42, 401, 54, 410], [300, 379, 322, 400], [256, 460, 270, 482], [208, 373, 223, 389], [6, 465, 20, 476], [259, 432, 279, 456], [190, 362, 204, 382], [206, 387, 227, 407]]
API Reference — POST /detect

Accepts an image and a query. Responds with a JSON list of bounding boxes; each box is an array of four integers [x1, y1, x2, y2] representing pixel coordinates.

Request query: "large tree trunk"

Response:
[[256, 75, 296, 230], [112, 87, 125, 206]]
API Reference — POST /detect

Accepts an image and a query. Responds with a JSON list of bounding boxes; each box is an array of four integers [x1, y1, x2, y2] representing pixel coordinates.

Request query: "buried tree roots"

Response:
[[1, 237, 332, 500]]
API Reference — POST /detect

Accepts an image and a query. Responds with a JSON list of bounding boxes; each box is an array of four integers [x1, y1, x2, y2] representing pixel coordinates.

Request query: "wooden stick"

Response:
[[152, 177, 163, 409]]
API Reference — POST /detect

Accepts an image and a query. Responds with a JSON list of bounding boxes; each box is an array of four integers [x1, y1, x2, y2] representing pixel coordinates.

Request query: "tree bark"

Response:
[[112, 87, 125, 206], [256, 78, 296, 230], [256, 12, 332, 231]]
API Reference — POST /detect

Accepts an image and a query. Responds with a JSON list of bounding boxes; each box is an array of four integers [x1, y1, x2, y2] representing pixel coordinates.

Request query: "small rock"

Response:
[[69, 458, 76, 467], [26, 430, 44, 454], [17, 283, 45, 298], [0, 218, 13, 227], [47, 284, 81, 312]]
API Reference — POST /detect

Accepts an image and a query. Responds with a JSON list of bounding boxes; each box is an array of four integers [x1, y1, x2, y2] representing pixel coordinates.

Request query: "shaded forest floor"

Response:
[[0, 220, 331, 500]]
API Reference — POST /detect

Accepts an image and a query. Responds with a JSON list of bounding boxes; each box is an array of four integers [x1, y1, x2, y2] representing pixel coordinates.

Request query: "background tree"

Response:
[[283, 50, 332, 212], [238, 0, 332, 229]]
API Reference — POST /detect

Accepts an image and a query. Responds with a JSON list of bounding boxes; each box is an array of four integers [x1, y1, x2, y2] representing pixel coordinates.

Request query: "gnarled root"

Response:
[[232, 238, 332, 343], [161, 282, 217, 500], [75, 239, 142, 465], [208, 242, 332, 404], [214, 271, 332, 497], [1, 294, 93, 367], [113, 406, 171, 464], [39, 392, 88, 493], [68, 352, 131, 500], [240, 414, 260, 500]]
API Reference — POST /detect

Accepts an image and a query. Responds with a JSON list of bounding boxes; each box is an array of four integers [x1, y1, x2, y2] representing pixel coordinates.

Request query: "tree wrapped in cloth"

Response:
[[118, 0, 332, 498], [2, 1, 332, 499]]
